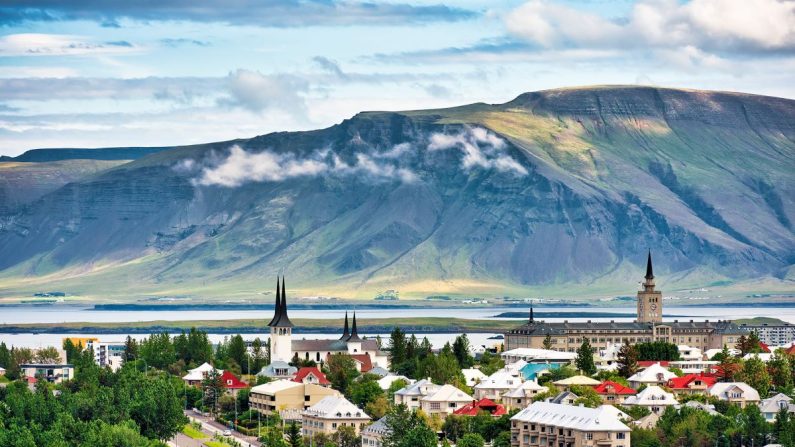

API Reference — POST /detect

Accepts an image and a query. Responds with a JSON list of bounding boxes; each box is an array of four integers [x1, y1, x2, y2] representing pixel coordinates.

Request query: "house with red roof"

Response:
[[220, 370, 248, 396], [784, 344, 795, 356], [593, 381, 636, 404], [350, 354, 373, 373], [758, 342, 771, 353], [453, 398, 507, 417], [637, 360, 670, 368], [293, 367, 331, 386], [666, 373, 717, 396]]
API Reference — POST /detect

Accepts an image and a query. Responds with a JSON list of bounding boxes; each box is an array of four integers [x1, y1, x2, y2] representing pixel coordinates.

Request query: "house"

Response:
[[257, 361, 297, 380], [219, 370, 248, 396], [182, 362, 218, 387], [705, 348, 740, 359], [552, 375, 600, 390], [666, 373, 717, 396], [0, 366, 5, 376], [759, 393, 795, 422], [474, 370, 521, 402], [519, 362, 561, 381], [677, 345, 704, 361], [623, 386, 678, 415], [681, 400, 719, 415], [420, 384, 473, 417], [593, 381, 636, 404], [462, 367, 487, 386], [548, 391, 578, 406], [503, 360, 528, 377], [367, 366, 390, 378], [362, 418, 390, 447], [302, 396, 370, 437], [511, 402, 631, 447], [633, 412, 660, 429], [668, 360, 718, 374], [292, 367, 331, 386], [742, 352, 774, 363], [19, 363, 74, 384], [340, 353, 374, 373], [707, 382, 761, 408], [627, 362, 676, 388], [250, 379, 339, 415], [454, 398, 507, 416], [376, 374, 413, 391], [502, 380, 547, 411], [393, 379, 440, 411]]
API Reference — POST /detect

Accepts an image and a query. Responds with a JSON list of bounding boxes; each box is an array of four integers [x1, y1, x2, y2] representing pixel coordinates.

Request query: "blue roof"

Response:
[[519, 363, 562, 380]]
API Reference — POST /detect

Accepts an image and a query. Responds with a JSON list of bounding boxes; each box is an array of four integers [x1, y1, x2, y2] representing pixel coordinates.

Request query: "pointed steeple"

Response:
[[529, 305, 534, 323], [271, 275, 294, 328], [347, 312, 361, 342], [645, 250, 654, 280], [340, 312, 350, 340], [268, 277, 280, 327]]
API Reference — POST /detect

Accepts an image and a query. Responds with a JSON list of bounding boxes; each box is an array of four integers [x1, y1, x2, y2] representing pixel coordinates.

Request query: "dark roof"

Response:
[[507, 319, 747, 336], [340, 312, 350, 340], [270, 276, 293, 328], [346, 312, 362, 342], [267, 277, 280, 327]]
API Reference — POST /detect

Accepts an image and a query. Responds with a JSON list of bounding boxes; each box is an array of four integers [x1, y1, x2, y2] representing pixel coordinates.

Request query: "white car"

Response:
[[222, 429, 232, 436]]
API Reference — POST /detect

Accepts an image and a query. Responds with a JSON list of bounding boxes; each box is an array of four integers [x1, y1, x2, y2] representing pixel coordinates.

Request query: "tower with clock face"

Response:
[[637, 251, 662, 323]]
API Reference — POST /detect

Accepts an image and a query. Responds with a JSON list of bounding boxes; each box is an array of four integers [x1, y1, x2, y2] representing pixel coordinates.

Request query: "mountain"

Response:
[[0, 86, 793, 301]]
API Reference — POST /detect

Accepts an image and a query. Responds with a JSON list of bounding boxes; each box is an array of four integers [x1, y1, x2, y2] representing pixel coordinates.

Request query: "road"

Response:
[[169, 410, 262, 447]]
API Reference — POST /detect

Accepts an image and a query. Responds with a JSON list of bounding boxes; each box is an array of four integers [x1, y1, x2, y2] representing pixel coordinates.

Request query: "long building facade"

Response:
[[505, 253, 747, 354]]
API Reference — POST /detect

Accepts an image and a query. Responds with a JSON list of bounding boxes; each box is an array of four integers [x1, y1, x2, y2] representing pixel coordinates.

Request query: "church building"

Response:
[[504, 252, 747, 354], [268, 277, 389, 370]]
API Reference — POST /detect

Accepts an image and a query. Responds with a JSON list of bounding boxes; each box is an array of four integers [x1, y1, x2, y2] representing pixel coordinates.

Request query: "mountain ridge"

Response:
[[0, 85, 793, 301]]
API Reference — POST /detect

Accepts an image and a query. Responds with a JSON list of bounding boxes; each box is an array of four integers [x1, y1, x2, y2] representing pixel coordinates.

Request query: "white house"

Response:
[[302, 396, 371, 437], [420, 384, 473, 417], [623, 385, 679, 415], [474, 370, 522, 402], [393, 379, 440, 411], [759, 393, 795, 422], [462, 368, 487, 387], [627, 362, 676, 388], [677, 345, 703, 361], [503, 380, 547, 411], [707, 382, 761, 408], [377, 374, 414, 391]]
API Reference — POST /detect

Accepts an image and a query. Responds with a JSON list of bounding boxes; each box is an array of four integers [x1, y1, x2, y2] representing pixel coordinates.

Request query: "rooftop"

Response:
[[512, 402, 631, 432], [303, 396, 370, 420]]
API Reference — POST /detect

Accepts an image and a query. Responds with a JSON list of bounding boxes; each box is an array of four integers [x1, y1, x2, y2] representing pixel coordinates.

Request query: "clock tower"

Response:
[[637, 251, 662, 323]]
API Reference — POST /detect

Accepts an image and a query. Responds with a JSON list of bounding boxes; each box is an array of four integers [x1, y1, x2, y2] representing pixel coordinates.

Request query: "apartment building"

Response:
[[302, 396, 370, 438], [250, 379, 339, 415], [511, 402, 630, 447]]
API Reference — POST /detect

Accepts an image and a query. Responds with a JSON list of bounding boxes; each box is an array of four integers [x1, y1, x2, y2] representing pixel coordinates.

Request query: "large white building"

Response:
[[511, 402, 631, 447], [267, 277, 389, 368]]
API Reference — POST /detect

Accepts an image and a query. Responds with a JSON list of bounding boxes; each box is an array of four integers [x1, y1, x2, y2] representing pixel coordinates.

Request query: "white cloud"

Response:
[[220, 69, 309, 120], [194, 144, 418, 187], [505, 0, 795, 53], [428, 127, 527, 176], [0, 33, 139, 56]]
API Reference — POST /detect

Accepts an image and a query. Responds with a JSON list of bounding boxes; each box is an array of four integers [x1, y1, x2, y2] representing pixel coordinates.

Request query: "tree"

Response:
[[738, 356, 771, 397], [286, 420, 302, 447], [542, 334, 553, 350], [139, 332, 175, 369], [442, 415, 469, 442], [251, 337, 265, 373], [769, 350, 793, 391], [635, 341, 680, 361], [382, 404, 436, 447], [715, 345, 741, 381], [34, 346, 61, 364], [773, 408, 793, 447], [741, 404, 770, 447], [478, 350, 504, 376], [327, 353, 360, 394], [129, 374, 187, 440], [458, 433, 485, 447], [452, 334, 474, 368], [616, 341, 639, 378], [571, 385, 603, 408], [389, 327, 408, 367], [366, 395, 390, 419], [350, 375, 385, 408], [123, 336, 138, 362], [576, 339, 596, 376], [202, 368, 224, 414], [333, 425, 360, 447], [228, 334, 247, 369], [735, 335, 750, 356]]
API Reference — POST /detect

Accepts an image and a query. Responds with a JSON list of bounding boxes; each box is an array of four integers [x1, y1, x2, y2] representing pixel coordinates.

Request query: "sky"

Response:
[[0, 0, 794, 156]]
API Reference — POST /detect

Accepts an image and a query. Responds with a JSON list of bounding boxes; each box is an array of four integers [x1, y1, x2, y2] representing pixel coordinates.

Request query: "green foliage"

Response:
[[634, 341, 681, 361], [616, 342, 639, 378], [365, 395, 390, 419], [615, 404, 650, 421], [737, 356, 771, 397], [575, 339, 596, 375], [332, 425, 359, 447], [382, 404, 435, 447], [349, 374, 384, 408], [139, 332, 175, 370], [542, 334, 553, 350], [203, 368, 225, 415], [286, 421, 301, 447], [452, 334, 474, 369], [570, 385, 603, 408], [457, 433, 485, 447], [388, 327, 408, 367], [326, 353, 360, 394], [477, 350, 504, 376]]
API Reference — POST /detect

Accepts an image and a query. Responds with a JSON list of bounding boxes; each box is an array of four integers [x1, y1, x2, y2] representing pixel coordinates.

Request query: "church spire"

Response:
[[529, 305, 534, 323], [645, 250, 654, 280], [268, 277, 280, 327], [340, 312, 350, 340], [347, 312, 361, 342], [271, 275, 293, 328]]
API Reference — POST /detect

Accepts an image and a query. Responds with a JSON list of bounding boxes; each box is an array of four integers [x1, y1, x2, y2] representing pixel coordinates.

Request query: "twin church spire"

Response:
[[339, 311, 361, 342], [268, 277, 359, 340]]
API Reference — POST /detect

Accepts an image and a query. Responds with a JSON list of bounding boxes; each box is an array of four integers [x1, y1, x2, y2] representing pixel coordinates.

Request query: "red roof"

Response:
[[759, 342, 771, 353], [220, 370, 248, 389], [453, 398, 507, 416], [292, 367, 331, 385], [637, 361, 670, 368], [667, 373, 717, 390], [785, 344, 795, 356], [350, 354, 373, 373], [593, 381, 636, 395]]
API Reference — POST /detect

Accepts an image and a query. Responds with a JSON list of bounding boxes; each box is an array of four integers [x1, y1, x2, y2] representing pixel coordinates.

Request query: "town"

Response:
[[1, 254, 795, 446]]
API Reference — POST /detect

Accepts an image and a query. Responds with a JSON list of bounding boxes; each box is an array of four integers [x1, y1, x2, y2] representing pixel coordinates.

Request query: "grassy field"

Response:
[[182, 424, 207, 440], [0, 316, 522, 334]]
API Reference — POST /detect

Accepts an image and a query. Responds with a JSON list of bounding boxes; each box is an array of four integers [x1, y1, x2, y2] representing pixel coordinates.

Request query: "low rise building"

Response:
[[623, 385, 678, 415], [19, 363, 74, 383], [501, 347, 577, 364], [257, 361, 297, 380], [627, 363, 676, 388], [474, 370, 521, 402], [250, 379, 339, 415], [362, 418, 389, 447], [393, 379, 440, 411], [593, 381, 636, 405], [707, 382, 760, 408], [666, 373, 717, 396], [219, 370, 248, 396], [454, 398, 507, 417], [302, 396, 370, 438], [668, 360, 718, 374], [377, 374, 413, 391], [759, 393, 795, 422], [503, 380, 547, 411], [94, 341, 125, 371], [292, 367, 330, 386], [511, 402, 631, 447], [420, 384, 473, 417], [548, 391, 579, 406], [552, 375, 600, 390], [182, 362, 217, 387], [462, 368, 487, 387]]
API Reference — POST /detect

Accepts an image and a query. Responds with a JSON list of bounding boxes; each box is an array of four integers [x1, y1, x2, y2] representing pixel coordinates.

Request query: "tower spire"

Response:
[[268, 277, 280, 327], [271, 275, 293, 327], [645, 250, 654, 280], [347, 312, 361, 342], [340, 312, 350, 340], [529, 305, 534, 323]]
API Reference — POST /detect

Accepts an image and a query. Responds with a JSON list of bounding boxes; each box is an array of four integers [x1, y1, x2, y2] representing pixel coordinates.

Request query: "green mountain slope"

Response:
[[0, 86, 793, 301]]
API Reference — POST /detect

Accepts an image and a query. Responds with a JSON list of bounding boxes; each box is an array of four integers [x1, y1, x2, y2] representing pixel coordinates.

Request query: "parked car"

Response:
[[222, 429, 232, 436]]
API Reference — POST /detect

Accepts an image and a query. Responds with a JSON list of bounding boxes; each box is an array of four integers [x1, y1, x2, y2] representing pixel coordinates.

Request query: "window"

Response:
[[617, 433, 626, 440], [585, 433, 593, 440]]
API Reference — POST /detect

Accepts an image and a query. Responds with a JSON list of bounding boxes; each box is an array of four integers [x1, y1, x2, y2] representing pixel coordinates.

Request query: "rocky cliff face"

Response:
[[0, 86, 793, 299]]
